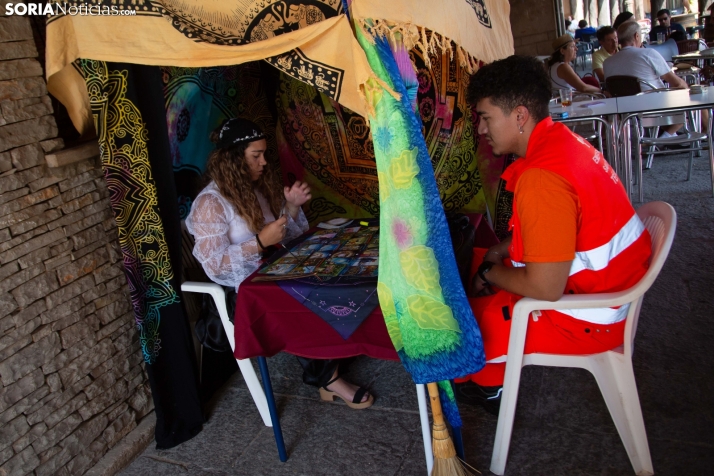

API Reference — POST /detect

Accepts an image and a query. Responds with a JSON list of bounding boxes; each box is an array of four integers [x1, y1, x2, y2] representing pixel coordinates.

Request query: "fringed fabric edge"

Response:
[[356, 18, 482, 75]]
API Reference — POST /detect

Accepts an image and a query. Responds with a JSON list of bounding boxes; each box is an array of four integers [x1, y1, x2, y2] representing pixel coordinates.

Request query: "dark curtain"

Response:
[[80, 60, 204, 449]]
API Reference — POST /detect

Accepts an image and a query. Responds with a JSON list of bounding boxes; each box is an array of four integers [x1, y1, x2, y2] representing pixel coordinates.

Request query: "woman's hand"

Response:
[[284, 181, 311, 218], [258, 216, 288, 248]]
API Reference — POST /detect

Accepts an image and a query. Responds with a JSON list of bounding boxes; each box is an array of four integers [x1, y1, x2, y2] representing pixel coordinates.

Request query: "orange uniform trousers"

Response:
[[455, 249, 625, 387]]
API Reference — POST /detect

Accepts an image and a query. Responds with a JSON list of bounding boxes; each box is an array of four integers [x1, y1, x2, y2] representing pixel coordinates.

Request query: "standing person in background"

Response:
[[592, 26, 618, 83], [547, 35, 602, 94], [574, 20, 598, 41], [649, 9, 686, 43]]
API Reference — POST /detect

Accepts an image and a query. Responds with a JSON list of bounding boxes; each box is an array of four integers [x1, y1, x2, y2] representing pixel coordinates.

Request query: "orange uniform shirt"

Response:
[[514, 167, 579, 263]]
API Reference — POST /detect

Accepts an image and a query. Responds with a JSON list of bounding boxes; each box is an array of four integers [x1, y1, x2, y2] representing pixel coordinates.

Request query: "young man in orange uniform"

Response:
[[454, 56, 652, 414]]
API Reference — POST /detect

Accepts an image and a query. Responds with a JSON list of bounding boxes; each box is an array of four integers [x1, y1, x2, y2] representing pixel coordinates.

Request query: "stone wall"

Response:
[[0, 13, 152, 476], [510, 0, 560, 56]]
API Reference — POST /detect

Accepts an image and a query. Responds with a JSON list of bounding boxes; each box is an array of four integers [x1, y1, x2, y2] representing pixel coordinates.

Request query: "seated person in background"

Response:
[[604, 21, 688, 137], [612, 11, 634, 30], [649, 8, 686, 43], [592, 26, 618, 82], [548, 35, 602, 94], [186, 118, 374, 410], [453, 56, 652, 414], [574, 19, 597, 41]]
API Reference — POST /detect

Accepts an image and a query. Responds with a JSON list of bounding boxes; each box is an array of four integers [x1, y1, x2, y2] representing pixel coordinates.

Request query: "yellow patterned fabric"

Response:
[[46, 1, 373, 133], [350, 0, 514, 66]]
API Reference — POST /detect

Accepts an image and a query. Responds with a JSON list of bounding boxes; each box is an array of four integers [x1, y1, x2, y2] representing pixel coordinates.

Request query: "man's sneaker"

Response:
[[453, 381, 502, 416]]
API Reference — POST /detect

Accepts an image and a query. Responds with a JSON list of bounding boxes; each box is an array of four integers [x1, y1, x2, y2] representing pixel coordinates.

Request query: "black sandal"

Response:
[[319, 376, 374, 409]]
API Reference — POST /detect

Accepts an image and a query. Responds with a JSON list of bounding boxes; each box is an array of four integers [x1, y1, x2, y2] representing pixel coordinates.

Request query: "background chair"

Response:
[[676, 38, 700, 54], [575, 41, 593, 70], [490, 201, 676, 476], [644, 38, 679, 62], [606, 76, 710, 201]]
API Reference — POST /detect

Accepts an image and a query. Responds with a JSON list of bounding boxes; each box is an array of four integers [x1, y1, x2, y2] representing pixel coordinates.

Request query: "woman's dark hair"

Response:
[[204, 128, 282, 233], [467, 55, 551, 123], [613, 11, 634, 30], [596, 26, 616, 42], [547, 48, 566, 68]]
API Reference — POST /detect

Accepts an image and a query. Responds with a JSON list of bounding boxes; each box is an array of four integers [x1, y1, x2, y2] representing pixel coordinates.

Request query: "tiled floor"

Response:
[[121, 152, 714, 475]]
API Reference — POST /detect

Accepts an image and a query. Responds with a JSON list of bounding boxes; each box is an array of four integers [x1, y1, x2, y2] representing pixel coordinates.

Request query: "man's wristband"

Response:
[[477, 261, 495, 285]]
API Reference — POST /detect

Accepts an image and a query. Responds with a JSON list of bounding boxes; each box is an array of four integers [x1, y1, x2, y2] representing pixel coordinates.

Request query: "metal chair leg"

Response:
[[257, 356, 288, 462]]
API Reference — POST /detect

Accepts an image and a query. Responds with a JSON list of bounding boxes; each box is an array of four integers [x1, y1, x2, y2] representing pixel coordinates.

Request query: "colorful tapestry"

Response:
[[355, 26, 486, 427], [80, 60, 203, 449], [276, 34, 489, 224], [161, 63, 280, 217], [82, 60, 177, 364]]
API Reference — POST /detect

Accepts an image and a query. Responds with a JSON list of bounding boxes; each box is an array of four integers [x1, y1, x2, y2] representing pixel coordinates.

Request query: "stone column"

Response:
[[0, 12, 152, 476]]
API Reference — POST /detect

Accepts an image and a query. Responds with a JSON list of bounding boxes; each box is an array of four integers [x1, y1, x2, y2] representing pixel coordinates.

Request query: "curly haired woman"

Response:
[[186, 118, 373, 409]]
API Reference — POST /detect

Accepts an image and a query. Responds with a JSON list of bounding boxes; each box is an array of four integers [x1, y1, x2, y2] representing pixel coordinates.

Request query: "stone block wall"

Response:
[[1, 13, 152, 476], [510, 0, 560, 55]]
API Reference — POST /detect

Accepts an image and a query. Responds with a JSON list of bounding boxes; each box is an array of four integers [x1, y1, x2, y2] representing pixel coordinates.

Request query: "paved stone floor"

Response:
[[121, 152, 714, 475]]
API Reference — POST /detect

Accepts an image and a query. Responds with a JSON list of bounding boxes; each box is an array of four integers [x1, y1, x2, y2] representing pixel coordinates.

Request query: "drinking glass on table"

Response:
[[657, 32, 665, 44], [559, 88, 573, 107]]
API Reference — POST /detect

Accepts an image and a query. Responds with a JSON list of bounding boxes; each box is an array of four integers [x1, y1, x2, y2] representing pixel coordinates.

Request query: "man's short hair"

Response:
[[596, 26, 616, 42], [617, 20, 640, 44], [466, 55, 551, 123], [578, 20, 588, 28], [656, 9, 671, 18]]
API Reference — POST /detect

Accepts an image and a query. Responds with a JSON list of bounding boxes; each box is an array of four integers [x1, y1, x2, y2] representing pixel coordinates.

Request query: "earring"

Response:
[[519, 125, 524, 134]]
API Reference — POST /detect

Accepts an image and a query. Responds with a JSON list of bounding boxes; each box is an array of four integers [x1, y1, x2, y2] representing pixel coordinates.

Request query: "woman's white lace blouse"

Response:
[[185, 181, 308, 291]]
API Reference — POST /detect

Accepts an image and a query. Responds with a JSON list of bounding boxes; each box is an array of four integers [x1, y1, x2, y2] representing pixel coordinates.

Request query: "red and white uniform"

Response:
[[458, 118, 652, 386]]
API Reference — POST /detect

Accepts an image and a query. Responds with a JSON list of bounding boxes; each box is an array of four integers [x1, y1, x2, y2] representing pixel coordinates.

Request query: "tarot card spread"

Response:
[[255, 226, 380, 281], [255, 223, 381, 339]]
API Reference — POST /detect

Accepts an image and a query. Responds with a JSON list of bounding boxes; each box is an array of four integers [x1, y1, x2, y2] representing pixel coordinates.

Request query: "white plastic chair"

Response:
[[180, 281, 273, 427], [490, 201, 677, 476]]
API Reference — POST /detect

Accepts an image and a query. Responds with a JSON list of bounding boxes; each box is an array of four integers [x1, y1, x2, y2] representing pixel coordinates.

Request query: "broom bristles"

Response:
[[427, 382, 480, 476], [431, 457, 478, 476]]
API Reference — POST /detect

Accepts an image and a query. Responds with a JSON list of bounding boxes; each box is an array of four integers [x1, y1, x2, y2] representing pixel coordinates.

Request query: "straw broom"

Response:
[[427, 382, 478, 476]]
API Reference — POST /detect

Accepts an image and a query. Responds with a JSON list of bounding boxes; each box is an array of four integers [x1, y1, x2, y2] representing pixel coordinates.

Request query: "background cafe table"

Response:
[[672, 47, 714, 66], [616, 86, 714, 201], [549, 97, 620, 174]]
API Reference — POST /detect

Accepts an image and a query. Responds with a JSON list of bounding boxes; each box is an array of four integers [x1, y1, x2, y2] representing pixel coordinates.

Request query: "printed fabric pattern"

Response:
[[355, 24, 486, 427], [80, 59, 179, 364]]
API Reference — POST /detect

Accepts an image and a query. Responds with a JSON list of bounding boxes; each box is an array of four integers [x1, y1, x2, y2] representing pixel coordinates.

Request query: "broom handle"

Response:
[[426, 382, 446, 427]]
